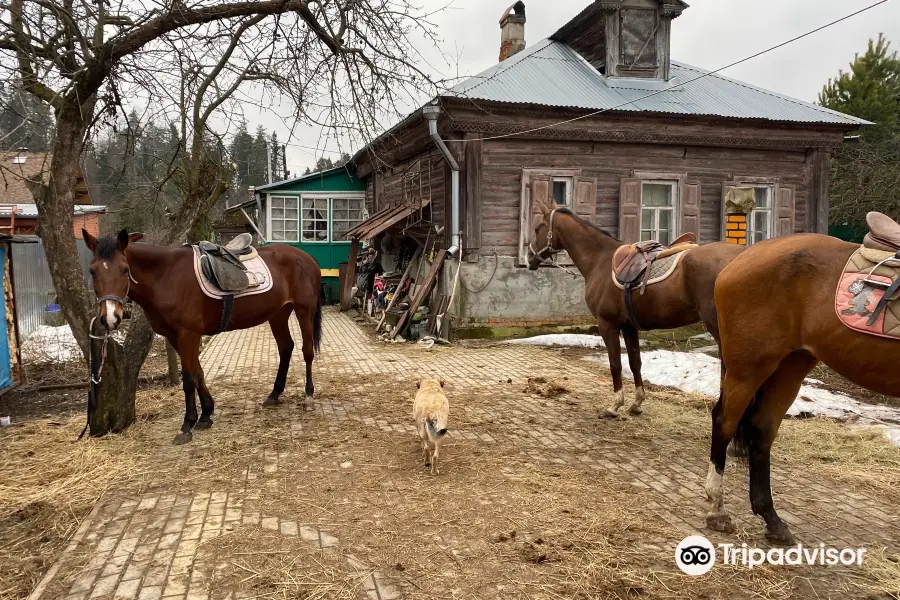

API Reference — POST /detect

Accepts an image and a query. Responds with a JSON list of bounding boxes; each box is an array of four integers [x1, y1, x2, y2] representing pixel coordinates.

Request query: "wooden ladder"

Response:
[[0, 205, 18, 234]]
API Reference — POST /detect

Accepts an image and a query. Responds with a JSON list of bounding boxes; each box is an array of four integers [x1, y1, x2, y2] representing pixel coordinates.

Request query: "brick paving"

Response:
[[29, 308, 900, 600]]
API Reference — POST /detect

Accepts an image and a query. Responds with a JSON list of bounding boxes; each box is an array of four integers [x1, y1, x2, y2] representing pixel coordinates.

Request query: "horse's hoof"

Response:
[[173, 432, 193, 445], [706, 512, 735, 533], [628, 404, 644, 416], [195, 419, 213, 430], [602, 408, 620, 419], [262, 395, 282, 407], [765, 524, 796, 546]]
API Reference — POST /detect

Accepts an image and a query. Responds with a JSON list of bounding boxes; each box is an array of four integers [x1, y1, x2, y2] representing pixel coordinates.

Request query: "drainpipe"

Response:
[[422, 104, 460, 257]]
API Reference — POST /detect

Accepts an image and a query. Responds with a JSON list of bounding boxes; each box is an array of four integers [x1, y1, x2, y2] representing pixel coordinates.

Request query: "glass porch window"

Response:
[[301, 197, 329, 242], [270, 196, 299, 242], [331, 198, 366, 241]]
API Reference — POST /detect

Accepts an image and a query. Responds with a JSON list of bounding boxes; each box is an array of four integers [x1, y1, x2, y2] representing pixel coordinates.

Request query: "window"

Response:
[[332, 197, 366, 241], [270, 196, 299, 241], [640, 182, 676, 244], [620, 8, 658, 71], [748, 186, 774, 245], [551, 176, 573, 207], [301, 197, 329, 242]]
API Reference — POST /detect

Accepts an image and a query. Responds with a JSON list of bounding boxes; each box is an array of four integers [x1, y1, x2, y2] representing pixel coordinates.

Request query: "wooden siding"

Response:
[[479, 139, 812, 257], [372, 149, 448, 245]]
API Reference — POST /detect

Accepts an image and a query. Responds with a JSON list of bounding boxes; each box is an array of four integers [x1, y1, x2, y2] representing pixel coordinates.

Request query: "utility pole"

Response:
[[266, 142, 273, 184], [282, 144, 288, 180]]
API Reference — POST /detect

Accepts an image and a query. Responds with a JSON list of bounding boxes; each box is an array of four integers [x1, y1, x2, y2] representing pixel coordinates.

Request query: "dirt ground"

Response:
[[1, 321, 899, 600]]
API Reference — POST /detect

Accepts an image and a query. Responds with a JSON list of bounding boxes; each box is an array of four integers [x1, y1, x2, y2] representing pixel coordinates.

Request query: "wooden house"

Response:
[[225, 166, 367, 302], [349, 0, 868, 335], [0, 150, 101, 238]]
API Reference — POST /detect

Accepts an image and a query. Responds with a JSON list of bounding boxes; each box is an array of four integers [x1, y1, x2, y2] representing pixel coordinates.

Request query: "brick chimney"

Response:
[[499, 1, 526, 62]]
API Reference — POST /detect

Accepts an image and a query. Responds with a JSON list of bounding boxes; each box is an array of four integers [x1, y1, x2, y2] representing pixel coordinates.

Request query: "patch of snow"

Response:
[[22, 325, 82, 363], [690, 332, 715, 342], [507, 334, 606, 348], [584, 349, 900, 447]]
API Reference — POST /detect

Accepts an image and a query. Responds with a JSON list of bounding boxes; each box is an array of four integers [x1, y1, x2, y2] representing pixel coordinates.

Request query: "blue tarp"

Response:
[[0, 246, 11, 389]]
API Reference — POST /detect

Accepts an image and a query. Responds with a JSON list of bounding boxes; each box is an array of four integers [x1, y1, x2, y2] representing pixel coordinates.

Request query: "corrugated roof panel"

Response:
[[445, 40, 870, 126]]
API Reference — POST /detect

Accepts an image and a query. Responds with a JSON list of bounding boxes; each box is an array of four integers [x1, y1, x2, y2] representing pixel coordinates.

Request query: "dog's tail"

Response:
[[426, 415, 448, 438]]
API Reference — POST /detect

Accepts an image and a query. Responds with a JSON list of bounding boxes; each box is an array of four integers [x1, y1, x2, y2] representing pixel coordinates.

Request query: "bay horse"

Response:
[[706, 222, 900, 545], [528, 204, 744, 416], [83, 229, 323, 444]]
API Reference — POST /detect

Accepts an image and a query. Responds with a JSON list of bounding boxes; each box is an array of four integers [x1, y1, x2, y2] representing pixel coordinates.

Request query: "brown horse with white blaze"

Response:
[[83, 229, 323, 444], [527, 204, 744, 416], [706, 225, 900, 545]]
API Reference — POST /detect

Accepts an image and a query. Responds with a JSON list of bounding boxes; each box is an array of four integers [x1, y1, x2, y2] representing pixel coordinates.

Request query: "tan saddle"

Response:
[[863, 212, 900, 253]]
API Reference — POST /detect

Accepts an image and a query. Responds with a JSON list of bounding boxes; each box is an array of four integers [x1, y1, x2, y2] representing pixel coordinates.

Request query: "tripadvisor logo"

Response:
[[675, 536, 867, 575]]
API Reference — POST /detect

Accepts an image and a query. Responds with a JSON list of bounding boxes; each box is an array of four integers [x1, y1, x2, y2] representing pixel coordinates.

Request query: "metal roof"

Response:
[[445, 39, 870, 126], [253, 165, 354, 192], [0, 204, 107, 218]]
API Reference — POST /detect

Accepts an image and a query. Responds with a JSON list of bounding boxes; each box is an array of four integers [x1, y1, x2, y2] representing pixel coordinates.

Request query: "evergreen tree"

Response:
[[819, 35, 900, 236]]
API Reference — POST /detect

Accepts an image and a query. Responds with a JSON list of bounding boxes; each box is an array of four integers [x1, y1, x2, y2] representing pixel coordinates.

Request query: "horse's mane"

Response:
[[555, 208, 620, 242]]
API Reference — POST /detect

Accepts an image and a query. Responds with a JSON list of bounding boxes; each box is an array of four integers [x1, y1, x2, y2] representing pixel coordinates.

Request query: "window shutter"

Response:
[[519, 172, 552, 265], [681, 180, 701, 242], [775, 185, 796, 237], [619, 177, 642, 243]]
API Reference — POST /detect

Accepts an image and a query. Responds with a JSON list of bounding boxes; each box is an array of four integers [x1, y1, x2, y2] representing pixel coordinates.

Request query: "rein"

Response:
[[77, 267, 139, 441], [78, 318, 110, 440], [527, 208, 581, 279]]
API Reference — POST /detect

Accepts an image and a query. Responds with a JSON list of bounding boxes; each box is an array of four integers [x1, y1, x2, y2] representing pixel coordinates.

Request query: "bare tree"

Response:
[[0, 0, 441, 435]]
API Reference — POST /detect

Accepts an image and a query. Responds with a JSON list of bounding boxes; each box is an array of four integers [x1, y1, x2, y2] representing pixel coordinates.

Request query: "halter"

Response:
[[95, 267, 139, 307], [527, 208, 580, 278]]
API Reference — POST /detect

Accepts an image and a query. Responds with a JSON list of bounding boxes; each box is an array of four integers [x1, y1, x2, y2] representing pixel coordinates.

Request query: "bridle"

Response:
[[527, 208, 580, 278], [95, 265, 139, 310]]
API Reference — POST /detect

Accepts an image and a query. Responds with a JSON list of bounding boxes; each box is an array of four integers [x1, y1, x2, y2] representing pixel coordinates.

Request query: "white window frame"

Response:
[[746, 185, 775, 246], [267, 195, 300, 242], [639, 179, 679, 244], [329, 194, 368, 243], [299, 194, 331, 244], [550, 176, 574, 208]]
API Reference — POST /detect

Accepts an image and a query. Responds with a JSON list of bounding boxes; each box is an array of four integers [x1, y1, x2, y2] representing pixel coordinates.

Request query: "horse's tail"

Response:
[[731, 388, 761, 459], [312, 292, 323, 356]]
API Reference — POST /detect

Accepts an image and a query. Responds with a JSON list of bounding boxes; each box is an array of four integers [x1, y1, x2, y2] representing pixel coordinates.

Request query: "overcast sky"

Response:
[[257, 0, 899, 176]]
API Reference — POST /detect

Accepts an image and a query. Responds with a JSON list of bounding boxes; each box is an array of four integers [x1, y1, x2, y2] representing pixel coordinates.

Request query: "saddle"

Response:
[[612, 232, 698, 330], [196, 233, 258, 293], [863, 212, 900, 254], [837, 212, 900, 335], [190, 233, 264, 334]]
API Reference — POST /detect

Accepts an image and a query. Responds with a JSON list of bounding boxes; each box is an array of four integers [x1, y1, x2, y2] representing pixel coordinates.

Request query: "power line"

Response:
[[465, 0, 889, 143]]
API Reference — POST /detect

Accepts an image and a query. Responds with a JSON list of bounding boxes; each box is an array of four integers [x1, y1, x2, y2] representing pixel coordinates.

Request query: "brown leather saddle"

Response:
[[612, 232, 697, 330], [189, 233, 256, 333], [859, 212, 900, 326]]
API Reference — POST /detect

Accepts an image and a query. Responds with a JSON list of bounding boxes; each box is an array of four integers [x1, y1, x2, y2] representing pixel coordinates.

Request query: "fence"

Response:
[[11, 237, 93, 341]]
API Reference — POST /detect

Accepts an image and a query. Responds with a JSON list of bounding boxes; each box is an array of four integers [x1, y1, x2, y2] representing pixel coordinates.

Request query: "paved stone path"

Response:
[[30, 309, 900, 600]]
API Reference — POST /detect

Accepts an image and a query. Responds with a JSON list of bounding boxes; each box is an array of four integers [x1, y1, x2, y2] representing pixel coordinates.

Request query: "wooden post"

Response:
[[166, 341, 180, 384], [341, 239, 359, 311]]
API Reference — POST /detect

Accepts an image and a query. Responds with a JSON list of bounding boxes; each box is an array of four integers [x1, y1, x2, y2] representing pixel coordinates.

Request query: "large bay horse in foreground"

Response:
[[707, 213, 900, 545], [528, 205, 743, 416], [84, 230, 323, 444]]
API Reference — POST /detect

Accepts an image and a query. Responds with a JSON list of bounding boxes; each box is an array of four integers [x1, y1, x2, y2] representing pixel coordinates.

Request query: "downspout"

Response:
[[422, 104, 460, 257]]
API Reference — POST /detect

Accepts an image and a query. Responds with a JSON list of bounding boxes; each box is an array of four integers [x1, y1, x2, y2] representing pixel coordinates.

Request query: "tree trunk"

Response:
[[40, 104, 159, 437], [166, 341, 180, 385]]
